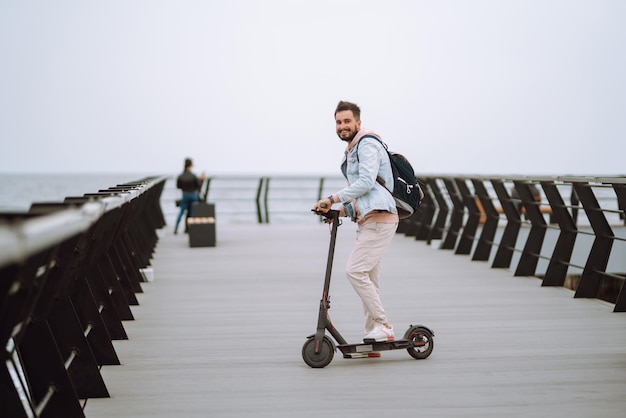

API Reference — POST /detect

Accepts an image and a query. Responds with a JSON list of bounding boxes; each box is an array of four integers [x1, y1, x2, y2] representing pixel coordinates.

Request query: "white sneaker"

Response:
[[363, 324, 394, 342]]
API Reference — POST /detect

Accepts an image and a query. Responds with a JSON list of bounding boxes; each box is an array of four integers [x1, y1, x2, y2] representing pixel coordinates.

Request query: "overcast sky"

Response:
[[1, 0, 624, 177]]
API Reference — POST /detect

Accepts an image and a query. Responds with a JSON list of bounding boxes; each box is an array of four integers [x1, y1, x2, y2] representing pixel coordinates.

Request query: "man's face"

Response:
[[335, 110, 361, 142]]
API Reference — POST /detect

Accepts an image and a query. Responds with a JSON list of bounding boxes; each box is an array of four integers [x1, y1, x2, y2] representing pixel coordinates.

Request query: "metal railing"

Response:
[[161, 175, 348, 224], [161, 174, 625, 312], [3, 173, 624, 416], [163, 174, 626, 313], [0, 176, 166, 418], [402, 175, 626, 312]]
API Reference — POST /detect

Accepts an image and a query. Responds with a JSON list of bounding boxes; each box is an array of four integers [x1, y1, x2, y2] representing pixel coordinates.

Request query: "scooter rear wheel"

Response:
[[404, 326, 434, 359], [302, 336, 334, 368]]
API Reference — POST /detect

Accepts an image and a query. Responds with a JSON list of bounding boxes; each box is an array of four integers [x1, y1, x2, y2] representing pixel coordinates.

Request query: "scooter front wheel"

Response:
[[302, 336, 334, 368], [404, 326, 434, 360]]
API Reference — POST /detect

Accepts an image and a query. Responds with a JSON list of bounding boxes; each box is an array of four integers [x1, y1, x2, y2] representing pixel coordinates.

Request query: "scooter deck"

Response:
[[337, 339, 415, 356]]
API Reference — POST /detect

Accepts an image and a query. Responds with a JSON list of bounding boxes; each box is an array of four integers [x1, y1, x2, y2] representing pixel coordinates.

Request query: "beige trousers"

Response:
[[345, 222, 398, 333]]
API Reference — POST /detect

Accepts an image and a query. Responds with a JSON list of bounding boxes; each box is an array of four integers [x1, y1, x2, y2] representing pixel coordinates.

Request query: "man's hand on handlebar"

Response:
[[311, 200, 346, 224], [312, 198, 332, 214]]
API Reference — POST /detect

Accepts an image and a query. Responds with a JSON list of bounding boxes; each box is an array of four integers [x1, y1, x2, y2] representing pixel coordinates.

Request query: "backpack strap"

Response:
[[354, 135, 392, 193], [354, 135, 387, 162]]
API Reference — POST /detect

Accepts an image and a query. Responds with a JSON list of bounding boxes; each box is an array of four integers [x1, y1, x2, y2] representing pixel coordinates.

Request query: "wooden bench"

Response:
[[476, 197, 553, 224], [495, 205, 553, 215]]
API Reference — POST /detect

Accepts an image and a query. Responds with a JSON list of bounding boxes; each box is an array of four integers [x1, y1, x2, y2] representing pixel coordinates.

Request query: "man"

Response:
[[174, 158, 205, 234], [313, 100, 399, 345]]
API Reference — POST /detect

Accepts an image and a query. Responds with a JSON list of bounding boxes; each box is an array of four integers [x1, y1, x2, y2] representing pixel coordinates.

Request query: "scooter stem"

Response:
[[314, 210, 348, 351]]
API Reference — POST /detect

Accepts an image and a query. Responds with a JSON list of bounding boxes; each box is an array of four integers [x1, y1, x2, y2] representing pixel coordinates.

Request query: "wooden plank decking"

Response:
[[84, 221, 626, 417]]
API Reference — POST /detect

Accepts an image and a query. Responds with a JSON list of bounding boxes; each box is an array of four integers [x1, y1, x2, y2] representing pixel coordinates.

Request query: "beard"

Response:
[[337, 129, 358, 142]]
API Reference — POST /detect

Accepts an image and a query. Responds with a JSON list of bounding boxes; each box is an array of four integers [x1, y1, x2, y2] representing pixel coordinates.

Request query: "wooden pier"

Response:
[[84, 221, 626, 417]]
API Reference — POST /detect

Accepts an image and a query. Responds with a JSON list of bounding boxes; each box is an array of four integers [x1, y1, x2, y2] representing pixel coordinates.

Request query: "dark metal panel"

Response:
[[84, 264, 128, 341], [454, 178, 480, 255], [0, 359, 32, 418], [573, 182, 614, 299], [46, 297, 110, 399], [612, 183, 626, 311], [472, 179, 499, 261], [541, 181, 577, 286], [20, 320, 85, 418], [111, 242, 143, 295], [491, 180, 521, 268], [614, 283, 626, 313], [513, 181, 547, 276], [96, 260, 134, 321], [614, 183, 626, 226], [426, 178, 448, 243], [441, 178, 464, 250], [414, 185, 436, 240], [70, 275, 121, 366]]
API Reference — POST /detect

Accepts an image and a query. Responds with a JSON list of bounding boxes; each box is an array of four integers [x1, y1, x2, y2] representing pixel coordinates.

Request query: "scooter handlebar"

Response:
[[311, 207, 340, 220]]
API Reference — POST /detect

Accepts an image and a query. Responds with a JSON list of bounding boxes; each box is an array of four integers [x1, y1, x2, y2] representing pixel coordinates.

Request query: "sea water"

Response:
[[0, 173, 155, 212], [0, 173, 345, 225]]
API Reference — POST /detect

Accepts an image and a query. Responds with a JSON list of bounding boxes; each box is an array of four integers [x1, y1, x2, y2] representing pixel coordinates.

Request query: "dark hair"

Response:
[[334, 101, 361, 120], [184, 158, 193, 169]]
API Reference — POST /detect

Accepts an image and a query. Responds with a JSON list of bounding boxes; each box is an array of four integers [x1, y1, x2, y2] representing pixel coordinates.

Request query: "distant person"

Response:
[[312, 100, 398, 349], [174, 158, 205, 234]]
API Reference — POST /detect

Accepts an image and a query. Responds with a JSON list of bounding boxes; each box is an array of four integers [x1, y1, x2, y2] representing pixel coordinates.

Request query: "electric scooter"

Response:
[[302, 207, 435, 368]]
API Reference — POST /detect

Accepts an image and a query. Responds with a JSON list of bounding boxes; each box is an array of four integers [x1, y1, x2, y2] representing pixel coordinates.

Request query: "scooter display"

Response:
[[302, 207, 434, 368]]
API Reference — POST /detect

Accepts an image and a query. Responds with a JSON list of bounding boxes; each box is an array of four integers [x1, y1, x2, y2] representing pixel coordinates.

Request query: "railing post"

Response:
[[413, 183, 436, 241], [454, 178, 480, 255], [264, 177, 270, 224], [614, 182, 626, 227], [316, 177, 326, 223], [513, 181, 547, 276], [201, 177, 212, 202], [440, 178, 464, 250], [491, 179, 521, 268], [472, 178, 499, 261], [573, 181, 614, 300], [541, 180, 577, 286], [612, 182, 626, 312], [255, 177, 265, 224], [427, 178, 448, 243], [317, 177, 325, 202]]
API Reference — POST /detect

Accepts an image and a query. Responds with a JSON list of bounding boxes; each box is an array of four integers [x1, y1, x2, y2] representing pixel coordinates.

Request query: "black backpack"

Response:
[[356, 135, 423, 219]]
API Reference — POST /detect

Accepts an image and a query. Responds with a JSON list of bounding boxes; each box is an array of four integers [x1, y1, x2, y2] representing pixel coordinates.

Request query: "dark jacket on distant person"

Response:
[[177, 171, 202, 193]]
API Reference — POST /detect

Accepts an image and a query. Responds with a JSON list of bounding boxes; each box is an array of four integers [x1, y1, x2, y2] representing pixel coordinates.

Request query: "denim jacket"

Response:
[[336, 130, 397, 222]]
